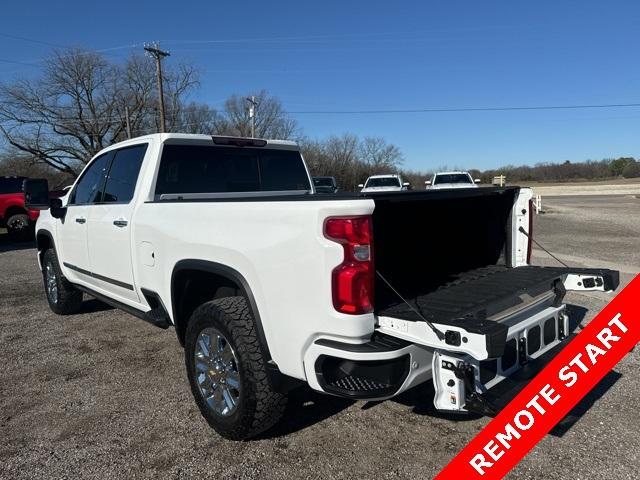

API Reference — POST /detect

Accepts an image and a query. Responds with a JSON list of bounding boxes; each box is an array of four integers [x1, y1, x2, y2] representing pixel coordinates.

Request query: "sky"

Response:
[[1, 0, 640, 171]]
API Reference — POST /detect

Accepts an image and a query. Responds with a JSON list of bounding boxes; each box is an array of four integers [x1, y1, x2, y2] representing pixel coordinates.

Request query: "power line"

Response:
[[0, 58, 39, 67], [0, 32, 66, 48], [285, 102, 640, 115], [0, 32, 142, 74]]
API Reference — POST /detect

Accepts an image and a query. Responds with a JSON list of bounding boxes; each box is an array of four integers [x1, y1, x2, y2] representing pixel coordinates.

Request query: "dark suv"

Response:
[[312, 176, 338, 194], [0, 176, 39, 239]]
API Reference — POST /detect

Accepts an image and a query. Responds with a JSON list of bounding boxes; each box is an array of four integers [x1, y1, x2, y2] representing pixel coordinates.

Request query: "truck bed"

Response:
[[377, 265, 573, 328]]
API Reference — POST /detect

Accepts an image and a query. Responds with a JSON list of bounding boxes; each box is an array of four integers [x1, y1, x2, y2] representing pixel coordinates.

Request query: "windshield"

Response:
[[365, 177, 401, 188], [313, 177, 334, 188], [433, 174, 472, 185]]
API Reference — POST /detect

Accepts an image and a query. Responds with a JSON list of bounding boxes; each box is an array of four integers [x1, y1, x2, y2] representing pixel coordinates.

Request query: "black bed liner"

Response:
[[376, 265, 618, 333]]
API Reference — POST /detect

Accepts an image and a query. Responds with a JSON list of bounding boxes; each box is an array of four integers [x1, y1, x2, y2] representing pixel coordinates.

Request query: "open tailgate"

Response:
[[375, 265, 619, 414]]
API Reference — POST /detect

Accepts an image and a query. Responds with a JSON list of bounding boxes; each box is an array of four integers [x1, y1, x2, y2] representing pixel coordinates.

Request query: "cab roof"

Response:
[[99, 133, 299, 154]]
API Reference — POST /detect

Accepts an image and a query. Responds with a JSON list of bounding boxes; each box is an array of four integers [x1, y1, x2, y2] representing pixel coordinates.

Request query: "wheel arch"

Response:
[[170, 260, 271, 358], [171, 260, 303, 393], [4, 204, 28, 219], [36, 229, 56, 268]]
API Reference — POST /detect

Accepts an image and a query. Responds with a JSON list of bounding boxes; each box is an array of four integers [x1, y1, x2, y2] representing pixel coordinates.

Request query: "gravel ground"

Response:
[[1, 196, 638, 479], [530, 184, 640, 197]]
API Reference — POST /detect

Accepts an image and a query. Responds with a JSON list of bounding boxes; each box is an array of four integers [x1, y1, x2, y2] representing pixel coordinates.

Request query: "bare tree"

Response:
[[0, 49, 199, 176], [0, 150, 73, 187], [214, 90, 298, 139], [173, 102, 217, 134], [359, 136, 403, 170]]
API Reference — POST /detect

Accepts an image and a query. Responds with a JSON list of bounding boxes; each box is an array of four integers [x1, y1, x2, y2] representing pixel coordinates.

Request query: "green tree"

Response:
[[622, 160, 640, 178], [609, 157, 635, 177]]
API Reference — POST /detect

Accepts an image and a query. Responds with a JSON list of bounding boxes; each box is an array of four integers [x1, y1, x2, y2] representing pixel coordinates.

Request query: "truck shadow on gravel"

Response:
[[255, 387, 354, 439], [78, 298, 115, 314], [0, 232, 35, 252], [546, 304, 623, 436], [550, 370, 622, 437]]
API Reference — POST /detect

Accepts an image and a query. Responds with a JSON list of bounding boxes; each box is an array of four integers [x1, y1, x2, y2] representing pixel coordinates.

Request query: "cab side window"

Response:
[[69, 152, 112, 205], [102, 144, 148, 203]]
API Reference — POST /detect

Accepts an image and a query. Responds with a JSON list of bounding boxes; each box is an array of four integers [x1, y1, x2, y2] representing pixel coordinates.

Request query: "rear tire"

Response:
[[6, 213, 31, 241], [185, 297, 287, 440], [42, 249, 83, 315]]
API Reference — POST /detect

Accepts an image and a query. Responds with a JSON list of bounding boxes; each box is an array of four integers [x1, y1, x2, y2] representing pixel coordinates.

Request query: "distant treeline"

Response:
[[2, 147, 639, 193], [471, 157, 640, 185]]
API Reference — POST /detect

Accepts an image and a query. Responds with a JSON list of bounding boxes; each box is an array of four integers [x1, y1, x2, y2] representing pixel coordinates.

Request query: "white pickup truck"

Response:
[[426, 171, 481, 189], [359, 174, 410, 192], [24, 134, 619, 440]]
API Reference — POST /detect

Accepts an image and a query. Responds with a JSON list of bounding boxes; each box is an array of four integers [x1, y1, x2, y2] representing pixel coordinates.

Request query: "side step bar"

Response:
[[75, 284, 172, 329]]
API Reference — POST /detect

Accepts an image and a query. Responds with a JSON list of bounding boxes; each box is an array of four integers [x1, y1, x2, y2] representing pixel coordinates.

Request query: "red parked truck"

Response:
[[0, 176, 40, 239]]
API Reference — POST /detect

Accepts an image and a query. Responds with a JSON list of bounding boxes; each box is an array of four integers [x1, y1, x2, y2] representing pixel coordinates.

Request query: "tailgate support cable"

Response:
[[518, 226, 570, 268], [375, 270, 446, 341]]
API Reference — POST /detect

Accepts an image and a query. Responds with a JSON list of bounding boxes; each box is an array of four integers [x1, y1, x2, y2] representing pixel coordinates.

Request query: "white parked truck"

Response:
[[426, 171, 481, 189], [359, 174, 410, 192], [24, 134, 619, 440]]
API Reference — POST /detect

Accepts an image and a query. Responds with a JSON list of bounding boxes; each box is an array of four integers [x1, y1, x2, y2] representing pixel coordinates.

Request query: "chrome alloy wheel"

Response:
[[194, 327, 241, 416], [45, 261, 58, 304]]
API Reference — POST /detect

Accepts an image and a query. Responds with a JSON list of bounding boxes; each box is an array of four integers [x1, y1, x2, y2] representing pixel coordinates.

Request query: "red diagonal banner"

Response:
[[436, 274, 640, 480]]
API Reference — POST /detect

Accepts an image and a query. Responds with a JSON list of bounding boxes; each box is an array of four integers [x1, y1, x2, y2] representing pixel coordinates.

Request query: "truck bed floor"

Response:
[[376, 265, 569, 327]]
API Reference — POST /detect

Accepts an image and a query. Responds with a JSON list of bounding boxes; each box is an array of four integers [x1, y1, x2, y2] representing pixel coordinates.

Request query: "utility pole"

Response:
[[246, 95, 258, 137], [124, 104, 132, 139], [144, 42, 170, 133]]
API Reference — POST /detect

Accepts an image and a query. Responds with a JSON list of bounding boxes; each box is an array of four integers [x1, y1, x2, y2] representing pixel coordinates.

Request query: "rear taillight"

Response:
[[527, 199, 533, 264], [324, 216, 374, 315]]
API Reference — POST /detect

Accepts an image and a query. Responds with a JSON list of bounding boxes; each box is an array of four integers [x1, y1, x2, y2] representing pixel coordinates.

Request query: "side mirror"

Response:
[[358, 184, 364, 188], [49, 197, 67, 219], [402, 182, 410, 187], [23, 179, 50, 210], [474, 178, 481, 183], [425, 180, 432, 186]]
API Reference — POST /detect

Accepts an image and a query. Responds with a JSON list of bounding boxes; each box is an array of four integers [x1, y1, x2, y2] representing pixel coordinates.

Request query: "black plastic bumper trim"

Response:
[[315, 354, 411, 399], [314, 332, 411, 353]]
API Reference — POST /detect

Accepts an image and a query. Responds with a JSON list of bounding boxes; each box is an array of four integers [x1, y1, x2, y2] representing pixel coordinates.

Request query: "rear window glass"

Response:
[[0, 177, 25, 194], [155, 145, 310, 196], [433, 174, 472, 185]]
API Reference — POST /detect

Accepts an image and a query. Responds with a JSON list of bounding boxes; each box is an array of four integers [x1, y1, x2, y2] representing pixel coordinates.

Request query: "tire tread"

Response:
[[185, 296, 287, 440], [43, 249, 83, 315]]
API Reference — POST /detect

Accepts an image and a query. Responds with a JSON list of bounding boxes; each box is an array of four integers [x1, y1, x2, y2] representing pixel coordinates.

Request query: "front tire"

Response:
[[185, 297, 287, 440], [42, 249, 83, 315]]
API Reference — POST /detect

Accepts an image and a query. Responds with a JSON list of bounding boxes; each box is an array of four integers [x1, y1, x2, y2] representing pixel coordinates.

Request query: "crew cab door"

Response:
[[86, 144, 148, 304], [59, 152, 113, 283]]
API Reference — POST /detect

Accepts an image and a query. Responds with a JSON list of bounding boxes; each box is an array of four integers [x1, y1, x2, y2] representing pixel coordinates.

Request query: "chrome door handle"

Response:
[[75, 217, 86, 224], [113, 219, 128, 228]]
